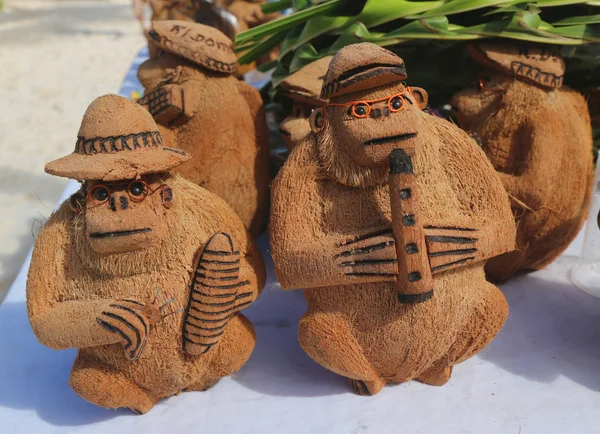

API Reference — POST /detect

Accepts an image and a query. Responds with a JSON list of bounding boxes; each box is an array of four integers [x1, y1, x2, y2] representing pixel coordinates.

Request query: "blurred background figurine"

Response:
[[133, 0, 279, 72], [278, 56, 331, 151], [27, 95, 265, 414], [137, 20, 270, 236], [451, 41, 593, 282]]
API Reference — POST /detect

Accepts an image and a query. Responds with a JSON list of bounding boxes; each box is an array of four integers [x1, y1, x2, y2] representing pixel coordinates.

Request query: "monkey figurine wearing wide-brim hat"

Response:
[[137, 20, 270, 236], [270, 42, 516, 395], [27, 94, 265, 413], [451, 41, 593, 282], [279, 56, 332, 151]]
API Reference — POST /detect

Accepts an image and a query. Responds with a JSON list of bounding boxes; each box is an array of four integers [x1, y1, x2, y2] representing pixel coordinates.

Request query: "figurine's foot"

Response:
[[417, 364, 453, 386], [70, 352, 158, 414], [298, 310, 381, 389], [349, 378, 385, 396]]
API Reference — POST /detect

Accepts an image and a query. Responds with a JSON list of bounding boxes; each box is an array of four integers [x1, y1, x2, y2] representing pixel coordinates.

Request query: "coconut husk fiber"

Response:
[[27, 95, 265, 414], [279, 56, 332, 151], [270, 43, 516, 395], [451, 41, 594, 282], [138, 21, 270, 236]]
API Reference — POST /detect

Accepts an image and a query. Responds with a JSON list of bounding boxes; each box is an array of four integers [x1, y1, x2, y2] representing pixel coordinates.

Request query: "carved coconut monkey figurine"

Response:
[[451, 42, 593, 282], [279, 56, 332, 150], [270, 43, 516, 395], [137, 20, 270, 236], [27, 95, 265, 413]]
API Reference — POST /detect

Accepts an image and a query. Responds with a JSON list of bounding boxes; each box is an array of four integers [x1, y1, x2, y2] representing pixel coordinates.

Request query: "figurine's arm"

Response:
[[433, 119, 516, 270], [236, 80, 269, 151], [491, 119, 557, 209], [270, 142, 397, 290], [27, 206, 150, 359], [182, 229, 265, 355]]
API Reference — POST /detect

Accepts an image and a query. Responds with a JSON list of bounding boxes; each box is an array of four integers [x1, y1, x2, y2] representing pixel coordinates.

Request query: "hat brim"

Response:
[[45, 147, 191, 181], [283, 90, 327, 107], [322, 66, 407, 99]]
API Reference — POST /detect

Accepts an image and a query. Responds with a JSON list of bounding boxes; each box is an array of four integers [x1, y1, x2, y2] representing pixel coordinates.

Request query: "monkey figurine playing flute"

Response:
[[270, 43, 516, 395], [27, 95, 265, 413]]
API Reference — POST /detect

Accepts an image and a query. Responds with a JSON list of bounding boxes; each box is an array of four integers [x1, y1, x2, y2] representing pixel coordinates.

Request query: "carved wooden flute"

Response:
[[389, 148, 434, 304]]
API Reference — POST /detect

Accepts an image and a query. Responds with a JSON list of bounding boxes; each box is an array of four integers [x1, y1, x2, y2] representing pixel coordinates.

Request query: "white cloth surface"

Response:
[[2, 49, 600, 434], [2, 184, 600, 434]]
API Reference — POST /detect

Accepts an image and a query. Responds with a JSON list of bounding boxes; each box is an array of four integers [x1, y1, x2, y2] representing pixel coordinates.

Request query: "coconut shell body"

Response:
[[26, 175, 265, 413], [451, 66, 593, 282], [270, 103, 515, 393]]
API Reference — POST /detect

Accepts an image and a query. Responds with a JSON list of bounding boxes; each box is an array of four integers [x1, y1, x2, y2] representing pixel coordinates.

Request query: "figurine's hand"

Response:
[[137, 84, 184, 125], [335, 231, 398, 281], [139, 299, 163, 326], [96, 300, 150, 361]]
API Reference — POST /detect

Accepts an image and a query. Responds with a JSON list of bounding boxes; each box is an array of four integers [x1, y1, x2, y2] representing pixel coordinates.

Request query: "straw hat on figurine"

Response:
[[45, 94, 190, 181]]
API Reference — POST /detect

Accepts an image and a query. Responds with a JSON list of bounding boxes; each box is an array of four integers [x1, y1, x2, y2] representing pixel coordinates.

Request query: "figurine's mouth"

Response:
[[279, 128, 291, 137], [364, 132, 418, 146], [90, 228, 152, 239]]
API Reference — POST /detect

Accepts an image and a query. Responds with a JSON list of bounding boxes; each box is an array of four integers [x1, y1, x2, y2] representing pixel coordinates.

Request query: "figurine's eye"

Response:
[[390, 96, 403, 111], [92, 186, 110, 203], [305, 107, 313, 118], [476, 76, 490, 91], [129, 181, 146, 197], [352, 103, 369, 118]]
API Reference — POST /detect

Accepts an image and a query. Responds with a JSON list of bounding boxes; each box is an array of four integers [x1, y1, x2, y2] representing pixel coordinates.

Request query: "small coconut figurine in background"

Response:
[[137, 20, 270, 236], [134, 0, 278, 74], [270, 43, 516, 395], [279, 56, 332, 151], [27, 95, 265, 413], [451, 41, 593, 282]]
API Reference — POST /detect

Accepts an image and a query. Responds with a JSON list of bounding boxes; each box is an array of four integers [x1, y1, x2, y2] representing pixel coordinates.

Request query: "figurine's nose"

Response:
[[371, 108, 382, 119], [119, 195, 129, 211], [108, 195, 129, 212]]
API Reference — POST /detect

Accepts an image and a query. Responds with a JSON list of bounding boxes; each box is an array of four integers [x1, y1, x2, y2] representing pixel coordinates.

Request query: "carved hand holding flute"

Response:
[[451, 41, 593, 282], [270, 43, 516, 395], [27, 95, 265, 413]]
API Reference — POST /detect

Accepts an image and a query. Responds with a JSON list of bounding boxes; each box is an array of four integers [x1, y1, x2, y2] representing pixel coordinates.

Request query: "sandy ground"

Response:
[[0, 0, 146, 302]]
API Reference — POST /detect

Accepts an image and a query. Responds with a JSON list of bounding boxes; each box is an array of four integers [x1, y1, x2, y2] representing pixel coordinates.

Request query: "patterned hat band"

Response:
[[511, 61, 564, 88], [75, 131, 164, 156]]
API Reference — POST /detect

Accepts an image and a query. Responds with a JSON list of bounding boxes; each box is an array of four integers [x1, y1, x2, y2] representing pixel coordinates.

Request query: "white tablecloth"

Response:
[[2, 49, 600, 434]]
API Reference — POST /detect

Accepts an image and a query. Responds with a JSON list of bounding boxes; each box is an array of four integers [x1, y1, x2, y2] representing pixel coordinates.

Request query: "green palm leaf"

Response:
[[235, 0, 600, 97]]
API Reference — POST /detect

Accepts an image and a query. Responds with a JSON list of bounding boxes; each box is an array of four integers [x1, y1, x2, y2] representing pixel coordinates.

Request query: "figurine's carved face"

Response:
[[279, 102, 315, 149], [313, 82, 428, 168], [450, 70, 512, 131], [74, 174, 173, 255]]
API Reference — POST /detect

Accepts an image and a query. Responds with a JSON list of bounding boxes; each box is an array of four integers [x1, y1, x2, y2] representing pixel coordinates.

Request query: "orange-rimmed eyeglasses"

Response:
[[87, 180, 168, 207], [323, 87, 414, 119]]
